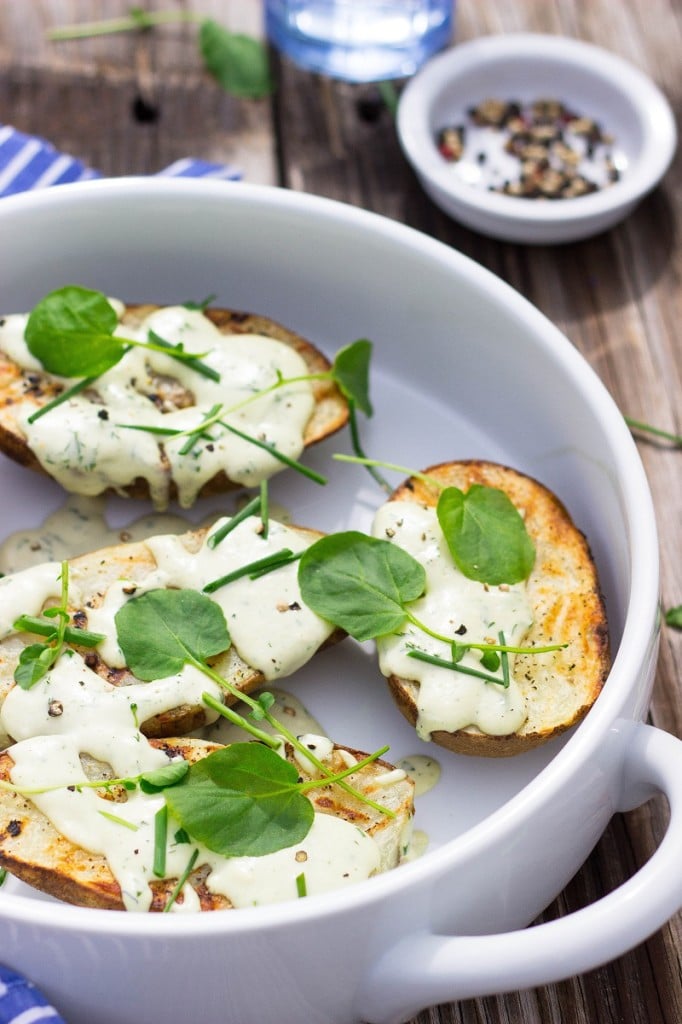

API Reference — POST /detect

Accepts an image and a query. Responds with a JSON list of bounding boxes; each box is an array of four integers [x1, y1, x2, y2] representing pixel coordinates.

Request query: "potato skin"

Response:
[[383, 460, 610, 757], [0, 304, 349, 502]]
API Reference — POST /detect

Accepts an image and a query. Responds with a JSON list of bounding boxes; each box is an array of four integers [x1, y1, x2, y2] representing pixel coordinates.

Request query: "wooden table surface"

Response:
[[0, 2, 680, 1022]]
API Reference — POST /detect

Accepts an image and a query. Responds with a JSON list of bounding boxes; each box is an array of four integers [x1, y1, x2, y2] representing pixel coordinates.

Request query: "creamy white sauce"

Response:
[[0, 514, 384, 910], [1, 304, 315, 509], [0, 561, 65, 639], [0, 495, 193, 575], [85, 515, 334, 680], [371, 501, 533, 739], [397, 754, 441, 797]]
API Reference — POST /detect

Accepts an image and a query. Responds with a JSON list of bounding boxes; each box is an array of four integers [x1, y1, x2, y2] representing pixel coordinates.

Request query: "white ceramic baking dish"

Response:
[[0, 179, 680, 1024]]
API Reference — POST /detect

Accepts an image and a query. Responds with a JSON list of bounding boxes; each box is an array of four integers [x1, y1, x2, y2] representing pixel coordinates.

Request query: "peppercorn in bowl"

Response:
[[397, 33, 676, 243]]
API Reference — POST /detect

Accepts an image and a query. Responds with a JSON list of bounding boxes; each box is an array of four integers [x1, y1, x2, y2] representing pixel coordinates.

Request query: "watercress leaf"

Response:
[[480, 649, 500, 672], [14, 644, 53, 689], [665, 605, 682, 629], [437, 485, 536, 585], [199, 20, 272, 99], [115, 589, 231, 680], [164, 743, 313, 857], [450, 642, 466, 663], [25, 285, 125, 377], [332, 339, 373, 416], [298, 531, 425, 641], [139, 761, 190, 794]]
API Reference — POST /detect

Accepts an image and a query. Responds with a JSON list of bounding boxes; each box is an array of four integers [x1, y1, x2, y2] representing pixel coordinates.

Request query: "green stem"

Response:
[[404, 609, 565, 656], [201, 691, 281, 750], [333, 452, 441, 493], [47, 10, 202, 41], [198, 662, 394, 818]]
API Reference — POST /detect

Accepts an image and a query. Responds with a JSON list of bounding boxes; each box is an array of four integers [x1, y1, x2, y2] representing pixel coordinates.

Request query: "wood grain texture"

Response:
[[0, 2, 680, 1022]]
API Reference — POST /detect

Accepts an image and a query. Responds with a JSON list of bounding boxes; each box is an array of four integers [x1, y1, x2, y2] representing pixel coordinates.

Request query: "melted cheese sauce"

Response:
[[0, 304, 315, 509], [372, 501, 533, 739], [0, 515, 383, 910]]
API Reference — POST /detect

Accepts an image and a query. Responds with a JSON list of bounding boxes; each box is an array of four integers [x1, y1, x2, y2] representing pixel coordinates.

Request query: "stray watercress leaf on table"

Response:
[[199, 20, 272, 99], [665, 606, 682, 629], [164, 743, 314, 857], [298, 531, 426, 641], [436, 485, 535, 585], [47, 11, 273, 100]]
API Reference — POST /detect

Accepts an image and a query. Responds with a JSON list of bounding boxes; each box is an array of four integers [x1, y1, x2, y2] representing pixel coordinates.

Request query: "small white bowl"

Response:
[[397, 33, 677, 244]]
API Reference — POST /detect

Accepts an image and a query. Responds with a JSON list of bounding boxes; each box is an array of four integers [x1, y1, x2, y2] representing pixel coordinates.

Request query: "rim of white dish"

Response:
[[0, 178, 661, 935], [397, 32, 677, 228]]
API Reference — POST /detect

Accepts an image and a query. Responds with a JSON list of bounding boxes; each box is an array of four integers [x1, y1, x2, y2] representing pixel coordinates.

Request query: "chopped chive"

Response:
[[147, 329, 221, 382], [97, 809, 139, 831], [407, 648, 509, 687], [202, 548, 300, 593], [260, 479, 269, 540], [220, 422, 327, 485], [296, 872, 307, 898], [207, 495, 262, 548], [162, 848, 199, 912], [27, 376, 95, 424], [179, 402, 223, 456], [153, 805, 168, 878], [13, 614, 105, 648], [625, 416, 682, 446], [249, 550, 302, 580], [498, 631, 510, 688]]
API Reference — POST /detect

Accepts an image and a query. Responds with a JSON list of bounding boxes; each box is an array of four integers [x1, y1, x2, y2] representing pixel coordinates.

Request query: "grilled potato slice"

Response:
[[0, 303, 348, 507], [377, 460, 609, 757], [0, 519, 344, 743], [0, 737, 414, 911]]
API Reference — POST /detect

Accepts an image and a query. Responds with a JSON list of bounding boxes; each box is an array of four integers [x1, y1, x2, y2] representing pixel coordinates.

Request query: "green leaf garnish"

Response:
[[331, 339, 373, 416], [164, 743, 314, 857], [665, 605, 682, 629], [47, 13, 273, 100], [436, 485, 536, 585], [139, 761, 190, 794], [114, 589, 395, 821], [24, 285, 222, 387], [25, 286, 124, 378], [199, 20, 272, 99], [115, 589, 231, 680], [298, 531, 426, 642], [12, 561, 105, 689]]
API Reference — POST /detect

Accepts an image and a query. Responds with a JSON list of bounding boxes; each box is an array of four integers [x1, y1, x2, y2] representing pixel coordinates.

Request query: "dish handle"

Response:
[[358, 720, 682, 1024]]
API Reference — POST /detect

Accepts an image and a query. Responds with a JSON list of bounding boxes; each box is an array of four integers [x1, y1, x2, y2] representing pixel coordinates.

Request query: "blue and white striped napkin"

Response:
[[0, 123, 240, 1024], [0, 123, 241, 197], [0, 964, 66, 1024]]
